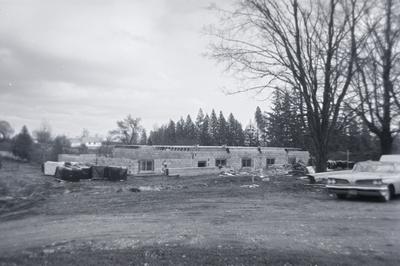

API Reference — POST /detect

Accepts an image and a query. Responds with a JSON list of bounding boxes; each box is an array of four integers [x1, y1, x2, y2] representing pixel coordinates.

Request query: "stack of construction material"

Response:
[[90, 166, 127, 181], [78, 166, 91, 179], [43, 161, 65, 176], [90, 165, 106, 180], [55, 167, 80, 182], [54, 165, 91, 182], [106, 166, 128, 181], [45, 161, 128, 182]]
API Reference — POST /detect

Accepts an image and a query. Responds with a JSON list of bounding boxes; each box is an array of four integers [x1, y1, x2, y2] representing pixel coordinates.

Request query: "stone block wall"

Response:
[[59, 146, 310, 176], [288, 150, 310, 163], [168, 167, 221, 177], [58, 154, 97, 164]]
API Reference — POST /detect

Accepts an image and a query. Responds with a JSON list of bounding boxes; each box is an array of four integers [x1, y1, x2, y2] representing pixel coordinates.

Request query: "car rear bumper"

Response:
[[326, 185, 388, 197]]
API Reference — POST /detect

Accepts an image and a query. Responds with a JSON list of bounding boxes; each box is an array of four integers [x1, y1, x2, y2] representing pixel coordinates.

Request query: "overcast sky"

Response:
[[0, 0, 265, 138]]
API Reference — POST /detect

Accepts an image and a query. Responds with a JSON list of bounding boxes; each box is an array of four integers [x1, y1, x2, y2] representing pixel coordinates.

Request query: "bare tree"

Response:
[[0, 120, 14, 142], [33, 121, 53, 162], [208, 0, 366, 172], [109, 115, 142, 145], [33, 121, 52, 144], [348, 0, 400, 155]]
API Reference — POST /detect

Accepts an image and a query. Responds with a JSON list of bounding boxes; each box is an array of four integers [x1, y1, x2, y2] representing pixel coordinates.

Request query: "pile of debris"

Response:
[[288, 161, 308, 176], [219, 165, 290, 179], [218, 164, 318, 187], [327, 160, 355, 170], [43, 161, 127, 182], [128, 184, 189, 193], [240, 184, 260, 189], [264, 165, 290, 176], [90, 165, 128, 181], [218, 169, 237, 177]]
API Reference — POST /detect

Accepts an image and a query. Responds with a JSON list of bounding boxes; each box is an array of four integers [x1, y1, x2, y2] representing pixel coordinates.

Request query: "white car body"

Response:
[[325, 155, 400, 201]]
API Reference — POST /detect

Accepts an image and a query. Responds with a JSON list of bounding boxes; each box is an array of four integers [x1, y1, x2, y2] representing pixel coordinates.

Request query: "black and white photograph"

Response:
[[0, 0, 400, 265]]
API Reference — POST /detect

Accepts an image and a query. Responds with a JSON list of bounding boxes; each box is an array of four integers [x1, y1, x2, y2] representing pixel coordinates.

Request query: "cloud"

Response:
[[0, 0, 260, 137], [0, 37, 127, 91]]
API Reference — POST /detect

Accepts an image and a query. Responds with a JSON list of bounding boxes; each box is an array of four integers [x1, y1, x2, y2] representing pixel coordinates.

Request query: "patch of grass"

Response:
[[0, 161, 53, 217]]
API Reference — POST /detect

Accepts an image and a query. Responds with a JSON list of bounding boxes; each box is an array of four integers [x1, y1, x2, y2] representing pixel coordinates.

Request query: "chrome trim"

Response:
[[326, 185, 388, 191]]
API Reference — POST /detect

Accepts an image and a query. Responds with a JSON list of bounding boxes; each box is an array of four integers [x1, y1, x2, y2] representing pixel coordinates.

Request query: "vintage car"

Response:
[[325, 155, 400, 201]]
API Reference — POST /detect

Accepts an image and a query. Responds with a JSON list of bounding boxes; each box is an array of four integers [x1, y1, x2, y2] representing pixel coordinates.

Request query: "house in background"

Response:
[[70, 136, 103, 149]]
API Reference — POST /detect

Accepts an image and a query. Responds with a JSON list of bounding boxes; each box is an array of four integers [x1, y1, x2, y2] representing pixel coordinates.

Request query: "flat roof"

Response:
[[114, 144, 304, 151]]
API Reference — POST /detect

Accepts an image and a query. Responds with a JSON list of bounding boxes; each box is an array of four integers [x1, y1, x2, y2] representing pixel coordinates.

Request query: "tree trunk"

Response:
[[313, 139, 328, 173], [380, 131, 393, 155], [315, 148, 328, 173]]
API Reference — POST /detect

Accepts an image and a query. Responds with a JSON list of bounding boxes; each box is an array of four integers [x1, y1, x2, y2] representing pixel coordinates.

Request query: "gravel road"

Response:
[[1, 161, 399, 265]]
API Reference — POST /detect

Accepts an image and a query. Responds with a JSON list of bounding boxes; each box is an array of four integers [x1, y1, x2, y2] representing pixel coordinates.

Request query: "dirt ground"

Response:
[[0, 160, 399, 266]]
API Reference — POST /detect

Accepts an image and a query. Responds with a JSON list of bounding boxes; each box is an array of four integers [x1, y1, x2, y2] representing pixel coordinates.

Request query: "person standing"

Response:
[[162, 160, 169, 176]]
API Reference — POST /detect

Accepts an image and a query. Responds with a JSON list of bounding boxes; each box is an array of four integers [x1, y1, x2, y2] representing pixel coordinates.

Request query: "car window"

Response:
[[353, 161, 399, 173], [352, 161, 380, 172], [375, 164, 397, 173]]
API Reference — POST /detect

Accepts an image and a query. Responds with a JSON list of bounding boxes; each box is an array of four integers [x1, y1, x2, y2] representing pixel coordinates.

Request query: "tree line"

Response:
[[107, 109, 264, 147], [147, 109, 246, 146], [0, 109, 260, 162], [0, 98, 384, 165], [0, 121, 73, 162], [255, 88, 380, 162], [109, 98, 380, 163]]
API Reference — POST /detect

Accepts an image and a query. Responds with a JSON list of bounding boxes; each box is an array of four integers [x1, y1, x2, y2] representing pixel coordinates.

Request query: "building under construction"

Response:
[[59, 145, 309, 176]]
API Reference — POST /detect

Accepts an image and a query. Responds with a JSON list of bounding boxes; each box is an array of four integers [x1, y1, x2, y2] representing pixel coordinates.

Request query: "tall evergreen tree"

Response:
[[175, 117, 185, 144], [265, 89, 306, 147], [195, 109, 205, 144], [148, 130, 156, 144], [158, 125, 167, 144], [286, 90, 307, 148], [139, 129, 147, 145], [217, 111, 228, 145], [232, 118, 245, 146], [166, 120, 176, 144], [199, 114, 211, 145], [244, 122, 259, 147], [265, 90, 285, 146], [12, 126, 33, 161], [328, 114, 379, 161], [209, 109, 219, 145], [255, 106, 264, 128], [184, 115, 197, 144], [150, 125, 169, 145], [238, 122, 245, 146], [195, 109, 205, 129], [149, 128, 159, 145], [255, 106, 268, 146], [227, 113, 236, 145]]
